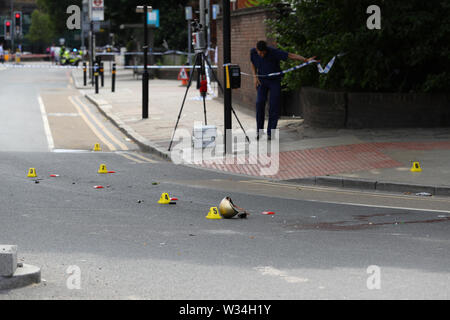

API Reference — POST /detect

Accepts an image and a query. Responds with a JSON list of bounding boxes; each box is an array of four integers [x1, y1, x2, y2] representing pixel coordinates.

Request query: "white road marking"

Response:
[[38, 95, 55, 151], [47, 113, 80, 117], [242, 180, 450, 207], [254, 266, 309, 284]]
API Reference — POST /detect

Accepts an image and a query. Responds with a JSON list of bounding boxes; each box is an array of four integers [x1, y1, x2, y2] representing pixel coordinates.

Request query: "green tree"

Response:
[[36, 0, 82, 35], [263, 0, 450, 93], [26, 9, 55, 51], [106, 0, 190, 50], [36, 0, 190, 50]]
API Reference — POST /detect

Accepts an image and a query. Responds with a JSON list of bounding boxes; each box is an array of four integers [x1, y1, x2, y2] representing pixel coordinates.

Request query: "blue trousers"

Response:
[[256, 79, 281, 136]]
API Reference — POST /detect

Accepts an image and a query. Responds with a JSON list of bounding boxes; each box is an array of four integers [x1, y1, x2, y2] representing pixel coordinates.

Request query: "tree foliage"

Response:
[[37, 0, 82, 35], [106, 0, 190, 50], [26, 9, 55, 49], [262, 0, 450, 93], [36, 0, 189, 50]]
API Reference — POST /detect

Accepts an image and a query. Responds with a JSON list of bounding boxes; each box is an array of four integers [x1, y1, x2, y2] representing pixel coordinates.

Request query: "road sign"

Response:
[[212, 4, 220, 20], [92, 0, 104, 9], [147, 9, 160, 28], [92, 0, 104, 21], [178, 68, 189, 80], [185, 7, 193, 20]]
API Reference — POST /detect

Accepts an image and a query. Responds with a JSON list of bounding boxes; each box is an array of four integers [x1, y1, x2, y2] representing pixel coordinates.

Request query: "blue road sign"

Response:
[[147, 9, 160, 28]]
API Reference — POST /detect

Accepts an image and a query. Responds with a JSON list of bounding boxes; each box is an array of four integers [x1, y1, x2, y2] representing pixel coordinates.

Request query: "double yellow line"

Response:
[[69, 95, 128, 152], [117, 152, 158, 164]]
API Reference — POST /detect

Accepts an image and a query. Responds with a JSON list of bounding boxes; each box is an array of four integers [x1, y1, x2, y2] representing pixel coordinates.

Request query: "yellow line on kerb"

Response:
[[68, 96, 117, 152]]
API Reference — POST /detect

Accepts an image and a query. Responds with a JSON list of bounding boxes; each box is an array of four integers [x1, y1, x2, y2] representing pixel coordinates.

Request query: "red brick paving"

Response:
[[196, 141, 450, 180]]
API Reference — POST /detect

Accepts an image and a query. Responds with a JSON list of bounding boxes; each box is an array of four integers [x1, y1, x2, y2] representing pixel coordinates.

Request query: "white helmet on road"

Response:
[[218, 197, 239, 219]]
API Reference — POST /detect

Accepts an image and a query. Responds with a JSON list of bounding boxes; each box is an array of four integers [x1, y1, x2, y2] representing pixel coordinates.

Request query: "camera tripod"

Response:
[[168, 51, 250, 152]]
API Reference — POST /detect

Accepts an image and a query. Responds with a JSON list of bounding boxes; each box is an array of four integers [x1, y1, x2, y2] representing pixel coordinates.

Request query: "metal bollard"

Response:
[[94, 63, 99, 94], [100, 62, 104, 87], [112, 63, 116, 93], [83, 62, 87, 86]]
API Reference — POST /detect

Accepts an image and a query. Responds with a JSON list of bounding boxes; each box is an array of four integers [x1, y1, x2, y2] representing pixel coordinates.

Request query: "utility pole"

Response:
[[143, 5, 149, 119], [10, 0, 14, 51], [136, 5, 152, 119], [206, 0, 211, 54], [185, 6, 193, 65], [223, 0, 232, 154], [199, 0, 207, 51], [88, 0, 93, 83]]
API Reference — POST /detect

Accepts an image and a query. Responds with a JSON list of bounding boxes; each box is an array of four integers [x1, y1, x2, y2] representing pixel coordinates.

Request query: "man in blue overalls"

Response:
[[251, 41, 317, 140]]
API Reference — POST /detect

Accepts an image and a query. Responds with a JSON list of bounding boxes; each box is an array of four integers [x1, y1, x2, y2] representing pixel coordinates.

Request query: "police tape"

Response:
[[124, 65, 217, 69], [2, 64, 82, 69], [0, 64, 218, 70], [242, 54, 343, 78]]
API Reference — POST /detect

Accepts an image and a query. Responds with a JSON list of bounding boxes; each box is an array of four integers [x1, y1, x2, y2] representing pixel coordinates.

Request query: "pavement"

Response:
[[72, 66, 450, 196]]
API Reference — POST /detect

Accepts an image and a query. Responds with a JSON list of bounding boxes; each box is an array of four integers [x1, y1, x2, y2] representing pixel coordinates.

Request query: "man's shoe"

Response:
[[267, 135, 272, 141]]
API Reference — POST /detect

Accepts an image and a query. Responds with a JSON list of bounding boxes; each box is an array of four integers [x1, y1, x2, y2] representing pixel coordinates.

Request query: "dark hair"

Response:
[[256, 41, 268, 52]]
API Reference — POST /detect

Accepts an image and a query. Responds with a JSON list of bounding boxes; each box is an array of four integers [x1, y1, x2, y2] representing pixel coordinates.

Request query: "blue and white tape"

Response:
[[243, 54, 343, 78]]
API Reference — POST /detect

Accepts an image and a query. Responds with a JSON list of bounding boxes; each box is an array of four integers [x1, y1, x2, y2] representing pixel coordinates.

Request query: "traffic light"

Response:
[[14, 11, 22, 36], [4, 20, 11, 40]]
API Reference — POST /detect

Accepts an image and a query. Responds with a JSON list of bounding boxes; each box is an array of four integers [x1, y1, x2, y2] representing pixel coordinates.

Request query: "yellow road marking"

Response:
[[117, 152, 145, 163], [241, 180, 450, 204], [129, 152, 158, 163], [68, 96, 116, 151], [72, 96, 129, 151]]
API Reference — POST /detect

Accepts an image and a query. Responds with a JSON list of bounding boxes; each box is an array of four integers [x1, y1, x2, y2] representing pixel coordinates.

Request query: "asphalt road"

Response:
[[0, 65, 449, 300]]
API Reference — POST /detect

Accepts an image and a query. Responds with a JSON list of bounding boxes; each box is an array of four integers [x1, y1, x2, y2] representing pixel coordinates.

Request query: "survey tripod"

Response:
[[168, 51, 250, 152]]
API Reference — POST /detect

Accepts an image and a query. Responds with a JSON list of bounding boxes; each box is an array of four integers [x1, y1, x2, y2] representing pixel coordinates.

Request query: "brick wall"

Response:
[[216, 7, 274, 111]]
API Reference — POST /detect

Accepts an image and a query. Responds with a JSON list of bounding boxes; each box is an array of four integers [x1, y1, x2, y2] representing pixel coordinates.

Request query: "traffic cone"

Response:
[[93, 143, 102, 152], [27, 168, 37, 178], [178, 67, 189, 86], [206, 207, 222, 220], [410, 162, 422, 172], [98, 164, 108, 174]]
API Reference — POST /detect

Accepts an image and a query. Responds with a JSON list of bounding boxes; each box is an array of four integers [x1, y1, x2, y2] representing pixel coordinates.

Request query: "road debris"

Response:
[[416, 192, 432, 197]]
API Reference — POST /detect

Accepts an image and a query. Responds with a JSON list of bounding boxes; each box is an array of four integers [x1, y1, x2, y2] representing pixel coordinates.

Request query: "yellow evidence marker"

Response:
[[93, 143, 102, 152], [206, 207, 222, 220], [410, 162, 422, 172], [27, 168, 37, 178], [98, 164, 108, 174]]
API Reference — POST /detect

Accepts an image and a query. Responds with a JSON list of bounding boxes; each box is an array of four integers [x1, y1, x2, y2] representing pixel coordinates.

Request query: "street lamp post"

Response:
[[223, 0, 232, 154], [136, 5, 152, 119]]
